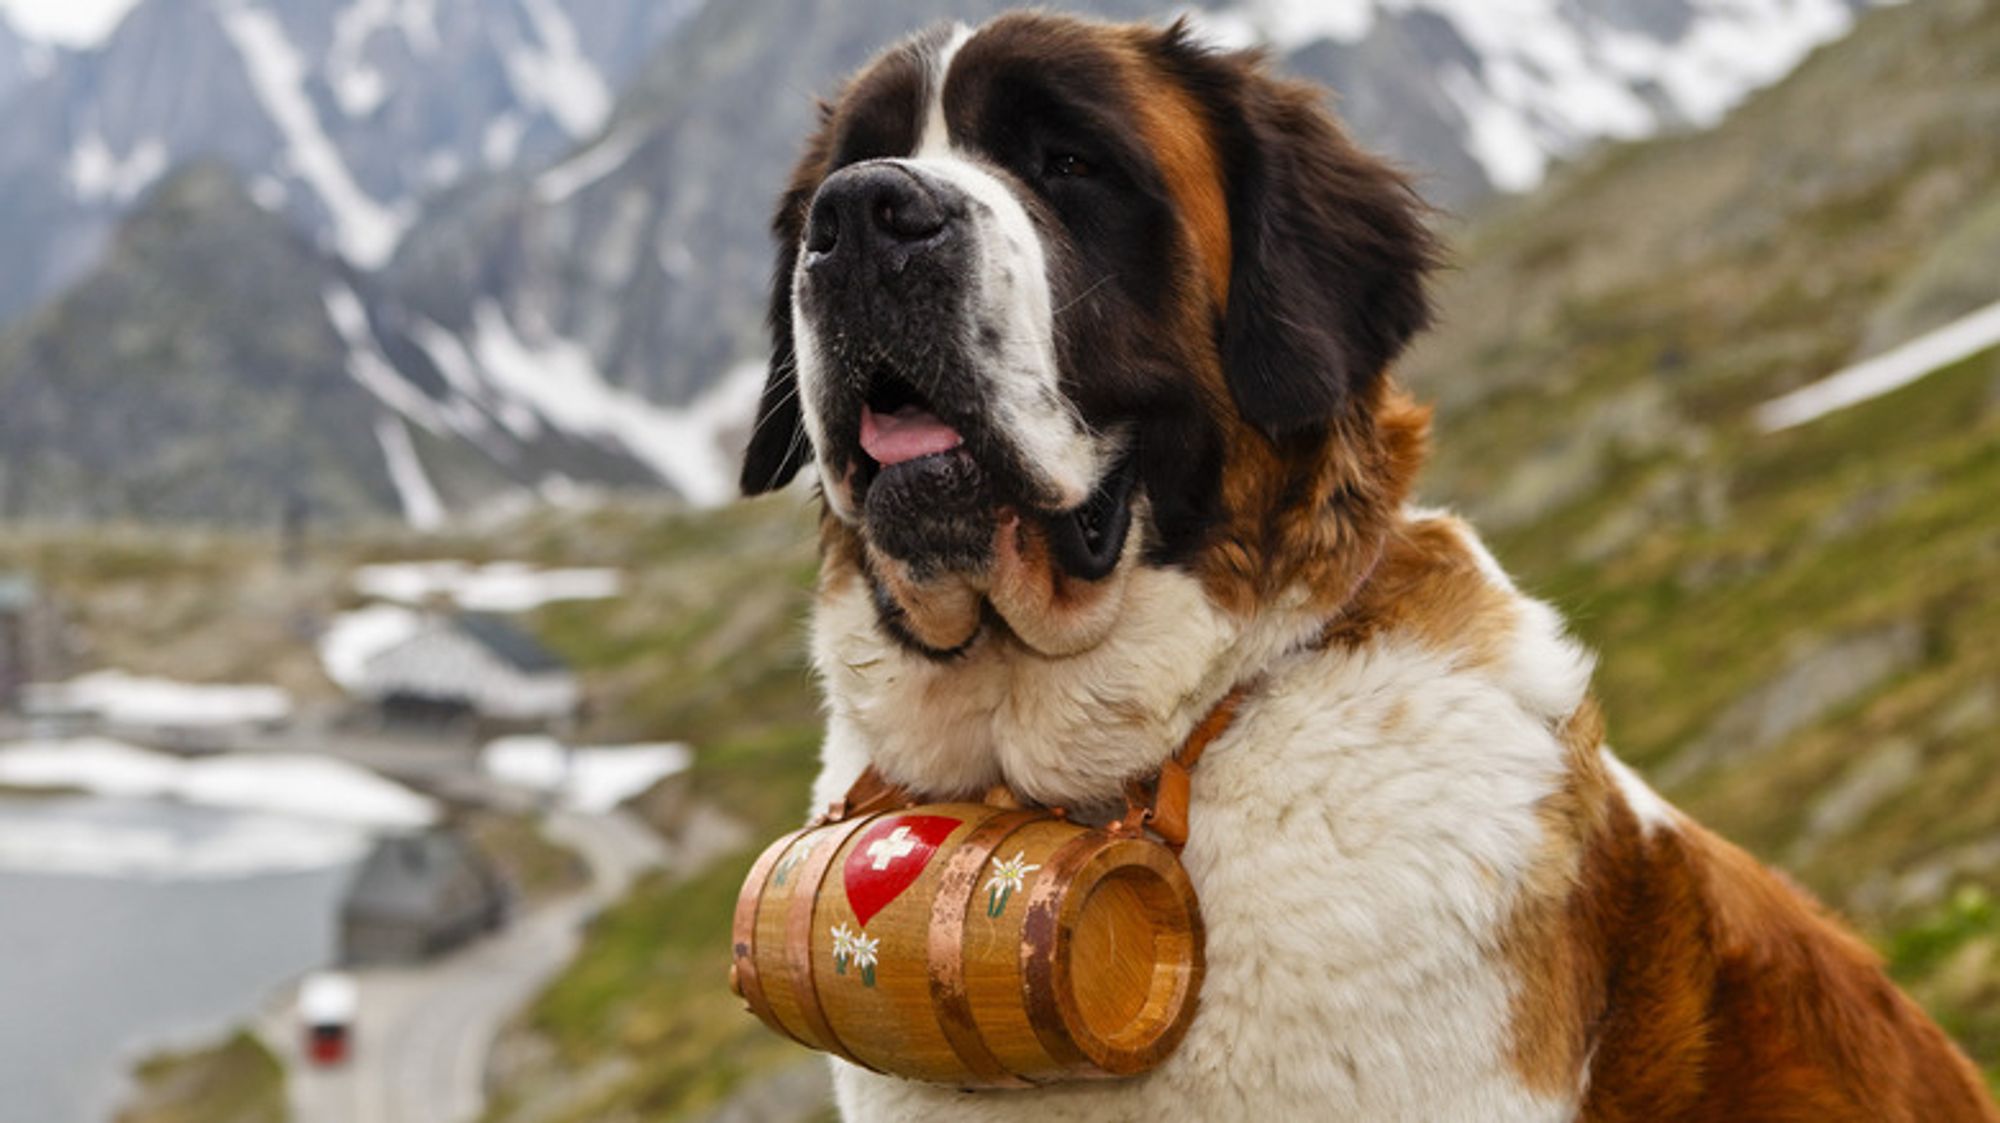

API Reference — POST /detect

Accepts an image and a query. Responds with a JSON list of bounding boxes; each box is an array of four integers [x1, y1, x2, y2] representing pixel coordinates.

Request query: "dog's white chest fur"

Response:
[[814, 514, 1595, 1122]]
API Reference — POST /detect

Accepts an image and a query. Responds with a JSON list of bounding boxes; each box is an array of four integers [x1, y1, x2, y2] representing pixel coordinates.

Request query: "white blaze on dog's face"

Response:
[[741, 13, 1437, 662], [800, 23, 1105, 524]]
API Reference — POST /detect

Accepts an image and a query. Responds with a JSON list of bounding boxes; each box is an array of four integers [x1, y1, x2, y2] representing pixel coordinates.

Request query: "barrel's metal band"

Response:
[[784, 811, 887, 1072], [732, 826, 813, 1046], [927, 810, 1042, 1088], [1018, 831, 1118, 1075]]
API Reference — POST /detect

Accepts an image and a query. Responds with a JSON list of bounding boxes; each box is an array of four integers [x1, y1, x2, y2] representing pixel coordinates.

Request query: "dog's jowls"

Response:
[[738, 13, 1996, 1122]]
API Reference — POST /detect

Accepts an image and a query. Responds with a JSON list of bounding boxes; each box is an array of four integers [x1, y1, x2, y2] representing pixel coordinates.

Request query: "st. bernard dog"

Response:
[[738, 12, 1996, 1122]]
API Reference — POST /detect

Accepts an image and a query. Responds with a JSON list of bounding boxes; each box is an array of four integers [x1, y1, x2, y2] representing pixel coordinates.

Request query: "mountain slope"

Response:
[[1400, 0, 2000, 1071], [1215, 0, 1867, 200], [381, 0, 1870, 417], [0, 0, 1875, 525], [0, 12, 52, 107], [0, 163, 695, 526], [0, 162, 405, 524], [0, 0, 695, 328], [381, 0, 1200, 414]]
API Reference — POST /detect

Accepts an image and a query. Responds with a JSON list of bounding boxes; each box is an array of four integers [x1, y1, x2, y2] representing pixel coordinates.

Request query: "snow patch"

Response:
[[535, 125, 645, 204], [324, 285, 447, 433], [249, 174, 287, 211], [179, 755, 435, 828], [24, 671, 291, 729], [332, 67, 387, 118], [419, 148, 463, 189], [505, 0, 612, 138], [373, 414, 447, 530], [536, 474, 605, 509], [328, 280, 504, 524], [657, 238, 694, 279], [351, 559, 623, 613], [1170, 7, 1262, 51], [458, 476, 612, 529], [0, 738, 437, 829], [482, 112, 528, 168], [217, 0, 411, 266], [328, 0, 417, 116], [398, 0, 439, 53], [1440, 65, 1547, 193], [1612, 0, 1855, 127], [66, 132, 168, 205], [317, 603, 423, 690], [324, 0, 440, 115], [410, 318, 541, 439], [1206, 0, 1864, 193], [468, 302, 755, 505], [0, 0, 142, 48], [1206, 0, 1376, 51], [481, 735, 691, 814], [1757, 298, 2000, 431], [0, 802, 371, 879]]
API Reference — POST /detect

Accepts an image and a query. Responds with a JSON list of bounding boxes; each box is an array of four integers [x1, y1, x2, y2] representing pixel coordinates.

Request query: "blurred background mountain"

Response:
[[0, 0, 1868, 523], [0, 0, 1993, 1120]]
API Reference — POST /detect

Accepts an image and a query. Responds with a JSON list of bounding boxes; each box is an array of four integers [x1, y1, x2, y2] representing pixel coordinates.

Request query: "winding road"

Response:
[[258, 808, 684, 1123]]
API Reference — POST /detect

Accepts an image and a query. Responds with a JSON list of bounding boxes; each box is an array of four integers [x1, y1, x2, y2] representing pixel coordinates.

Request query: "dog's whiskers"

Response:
[[1054, 274, 1115, 319]]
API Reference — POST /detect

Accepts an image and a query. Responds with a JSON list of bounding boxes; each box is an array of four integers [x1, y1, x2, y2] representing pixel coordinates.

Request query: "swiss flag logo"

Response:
[[842, 814, 960, 927]]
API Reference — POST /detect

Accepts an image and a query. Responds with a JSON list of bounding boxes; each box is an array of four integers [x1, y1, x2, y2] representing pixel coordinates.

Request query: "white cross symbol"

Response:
[[866, 826, 920, 871]]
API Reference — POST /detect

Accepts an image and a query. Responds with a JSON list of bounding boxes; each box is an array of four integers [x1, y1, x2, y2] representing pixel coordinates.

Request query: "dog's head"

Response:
[[744, 13, 1436, 661]]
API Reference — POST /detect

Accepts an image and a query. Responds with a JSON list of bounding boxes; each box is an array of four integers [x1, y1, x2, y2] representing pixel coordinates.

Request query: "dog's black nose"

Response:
[[804, 163, 950, 267]]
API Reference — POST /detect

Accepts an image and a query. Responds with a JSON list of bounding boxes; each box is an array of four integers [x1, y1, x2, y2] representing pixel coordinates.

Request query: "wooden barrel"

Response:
[[730, 803, 1203, 1087]]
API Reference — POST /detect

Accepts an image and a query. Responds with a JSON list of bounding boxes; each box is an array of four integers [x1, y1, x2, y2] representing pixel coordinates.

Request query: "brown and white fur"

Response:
[[738, 13, 1997, 1122]]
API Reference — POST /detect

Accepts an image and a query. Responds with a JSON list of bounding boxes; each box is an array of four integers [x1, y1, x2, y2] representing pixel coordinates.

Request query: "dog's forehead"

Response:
[[941, 16, 1153, 130], [819, 32, 934, 161], [832, 16, 1148, 151], [943, 14, 1137, 77]]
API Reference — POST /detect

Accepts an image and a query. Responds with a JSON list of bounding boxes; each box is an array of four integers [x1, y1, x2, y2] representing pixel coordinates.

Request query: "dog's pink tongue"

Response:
[[860, 404, 963, 466]]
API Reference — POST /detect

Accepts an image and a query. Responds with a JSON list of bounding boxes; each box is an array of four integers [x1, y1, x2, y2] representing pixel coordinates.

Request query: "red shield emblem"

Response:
[[842, 814, 959, 927]]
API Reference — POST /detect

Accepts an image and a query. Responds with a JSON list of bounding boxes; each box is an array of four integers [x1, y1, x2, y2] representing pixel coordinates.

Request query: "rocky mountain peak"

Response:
[[0, 0, 1881, 528], [0, 0, 697, 329]]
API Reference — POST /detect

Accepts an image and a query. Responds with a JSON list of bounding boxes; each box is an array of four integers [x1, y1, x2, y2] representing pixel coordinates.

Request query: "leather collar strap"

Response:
[[1102, 534, 1387, 850], [1110, 682, 1254, 851]]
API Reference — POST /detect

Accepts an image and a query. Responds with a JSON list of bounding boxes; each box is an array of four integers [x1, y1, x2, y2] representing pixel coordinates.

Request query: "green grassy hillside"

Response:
[[1399, 0, 2000, 1075], [487, 0, 1998, 1115], [476, 498, 828, 1123], [116, 1032, 286, 1123]]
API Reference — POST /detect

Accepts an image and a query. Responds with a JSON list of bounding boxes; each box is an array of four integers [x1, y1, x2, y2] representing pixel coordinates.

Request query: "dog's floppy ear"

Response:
[[1199, 49, 1438, 437], [740, 112, 835, 496], [739, 351, 809, 495]]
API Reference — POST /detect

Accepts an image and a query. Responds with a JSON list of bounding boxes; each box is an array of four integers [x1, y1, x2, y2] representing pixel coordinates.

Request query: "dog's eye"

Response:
[[1044, 152, 1094, 180]]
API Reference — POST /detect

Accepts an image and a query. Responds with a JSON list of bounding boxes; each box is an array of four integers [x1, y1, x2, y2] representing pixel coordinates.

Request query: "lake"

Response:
[[0, 795, 362, 1123]]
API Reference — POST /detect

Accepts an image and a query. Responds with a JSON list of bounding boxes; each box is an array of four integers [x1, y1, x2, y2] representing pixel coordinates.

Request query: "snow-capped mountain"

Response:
[[0, 161, 758, 526], [378, 0, 1869, 432], [0, 0, 1875, 527], [0, 0, 699, 328], [1204, 0, 1866, 196]]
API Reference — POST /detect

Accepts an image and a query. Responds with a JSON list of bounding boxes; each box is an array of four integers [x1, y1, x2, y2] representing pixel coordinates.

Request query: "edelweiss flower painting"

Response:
[[851, 931, 881, 987], [829, 922, 881, 986], [830, 923, 858, 975], [984, 851, 1042, 917]]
